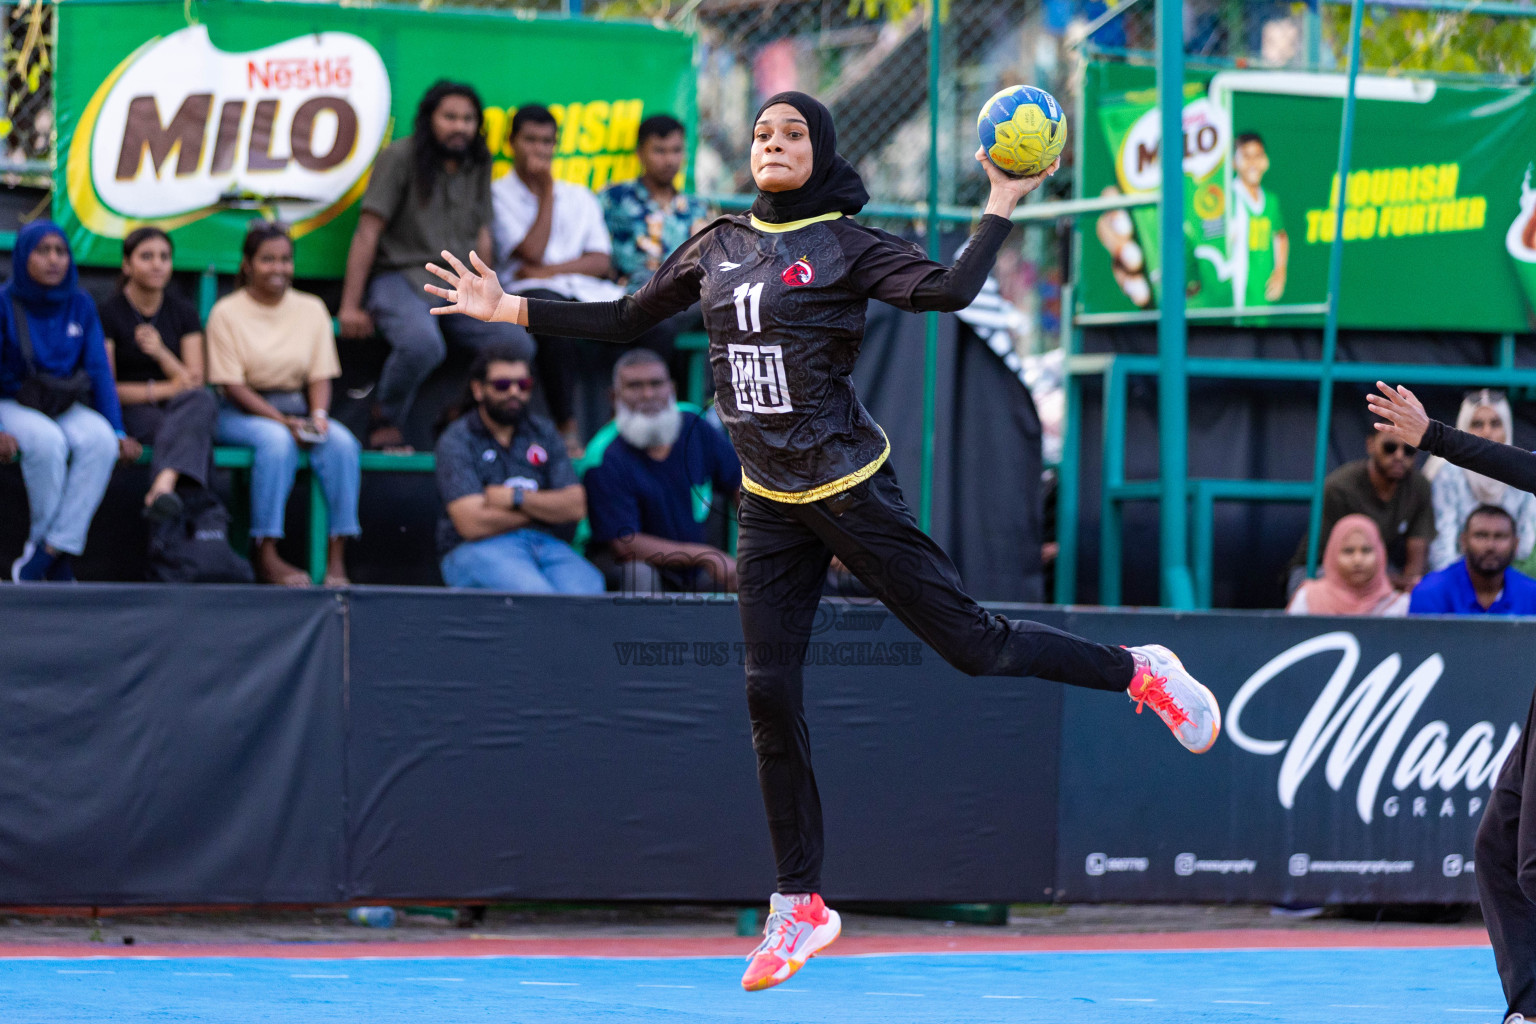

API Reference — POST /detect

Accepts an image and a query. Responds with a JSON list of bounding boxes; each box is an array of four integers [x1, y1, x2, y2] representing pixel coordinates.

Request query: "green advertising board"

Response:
[[1080, 62, 1536, 332], [54, 0, 696, 276]]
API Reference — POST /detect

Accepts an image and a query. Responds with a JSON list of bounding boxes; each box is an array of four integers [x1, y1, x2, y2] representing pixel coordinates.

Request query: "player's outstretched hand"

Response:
[[1367, 381, 1430, 448], [977, 147, 1058, 218], [425, 250, 505, 322]]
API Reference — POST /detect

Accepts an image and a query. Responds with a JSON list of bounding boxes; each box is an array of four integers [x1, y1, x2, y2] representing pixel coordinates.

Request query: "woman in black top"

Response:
[[101, 227, 218, 522], [1371, 381, 1536, 1024], [427, 92, 1221, 991]]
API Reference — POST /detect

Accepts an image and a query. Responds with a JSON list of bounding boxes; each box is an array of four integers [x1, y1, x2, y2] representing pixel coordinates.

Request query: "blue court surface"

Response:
[[0, 947, 1503, 1023]]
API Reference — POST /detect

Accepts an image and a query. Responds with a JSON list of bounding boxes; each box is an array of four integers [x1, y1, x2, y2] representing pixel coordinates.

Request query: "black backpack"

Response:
[[146, 487, 255, 584]]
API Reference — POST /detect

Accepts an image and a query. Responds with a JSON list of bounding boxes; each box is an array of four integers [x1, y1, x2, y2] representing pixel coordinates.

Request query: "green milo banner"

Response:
[[1081, 62, 1536, 332], [54, 1, 695, 276]]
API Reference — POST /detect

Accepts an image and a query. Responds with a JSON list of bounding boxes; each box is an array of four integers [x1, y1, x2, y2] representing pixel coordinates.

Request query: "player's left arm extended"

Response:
[[1371, 382, 1536, 494]]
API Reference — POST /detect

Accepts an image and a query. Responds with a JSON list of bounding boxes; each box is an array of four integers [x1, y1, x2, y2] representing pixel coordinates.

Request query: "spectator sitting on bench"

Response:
[[1288, 430, 1434, 597], [1285, 514, 1408, 617], [339, 80, 533, 451], [1425, 389, 1536, 572], [435, 342, 602, 593], [600, 113, 710, 387], [100, 227, 217, 524], [583, 348, 739, 594], [208, 222, 361, 587], [0, 219, 141, 582], [492, 103, 626, 457], [1410, 504, 1536, 616]]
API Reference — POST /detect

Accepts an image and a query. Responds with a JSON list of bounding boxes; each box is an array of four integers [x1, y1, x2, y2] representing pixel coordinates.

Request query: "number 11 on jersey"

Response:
[[733, 282, 764, 333]]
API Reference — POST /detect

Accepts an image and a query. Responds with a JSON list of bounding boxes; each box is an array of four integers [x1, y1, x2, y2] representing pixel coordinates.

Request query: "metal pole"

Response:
[[919, 0, 941, 532], [1304, 0, 1365, 576], [1156, 0, 1194, 609]]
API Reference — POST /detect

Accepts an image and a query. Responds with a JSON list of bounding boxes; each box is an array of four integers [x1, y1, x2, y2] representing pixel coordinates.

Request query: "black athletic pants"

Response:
[[120, 388, 217, 489], [1477, 685, 1536, 1018], [736, 462, 1134, 894]]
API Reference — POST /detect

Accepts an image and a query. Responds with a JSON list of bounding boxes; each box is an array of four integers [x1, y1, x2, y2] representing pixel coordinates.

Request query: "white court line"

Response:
[[56, 969, 114, 974], [981, 995, 1023, 999], [636, 984, 695, 989], [291, 974, 348, 979], [865, 991, 925, 997], [173, 972, 234, 977], [520, 981, 578, 987], [1330, 1006, 1390, 1010], [1212, 999, 1272, 1005]]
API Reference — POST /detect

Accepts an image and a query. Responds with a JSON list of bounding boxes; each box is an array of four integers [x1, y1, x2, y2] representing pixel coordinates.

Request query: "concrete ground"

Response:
[[0, 902, 1483, 947]]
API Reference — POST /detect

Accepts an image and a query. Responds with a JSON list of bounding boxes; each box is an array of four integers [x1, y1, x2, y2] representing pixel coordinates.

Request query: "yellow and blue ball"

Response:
[[977, 85, 1067, 178]]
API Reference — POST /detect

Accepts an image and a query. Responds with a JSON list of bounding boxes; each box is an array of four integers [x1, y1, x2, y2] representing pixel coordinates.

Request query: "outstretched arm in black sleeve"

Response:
[[424, 225, 712, 343], [1370, 381, 1536, 494]]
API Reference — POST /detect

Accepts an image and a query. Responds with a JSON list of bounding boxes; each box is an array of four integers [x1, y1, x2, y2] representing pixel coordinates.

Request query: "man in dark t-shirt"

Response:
[[339, 82, 535, 450], [583, 348, 740, 593], [1290, 431, 1434, 593], [435, 345, 601, 593]]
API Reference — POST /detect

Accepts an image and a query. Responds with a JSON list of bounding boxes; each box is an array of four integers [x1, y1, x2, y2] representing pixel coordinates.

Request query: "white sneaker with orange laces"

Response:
[[740, 892, 841, 991], [1124, 644, 1221, 754]]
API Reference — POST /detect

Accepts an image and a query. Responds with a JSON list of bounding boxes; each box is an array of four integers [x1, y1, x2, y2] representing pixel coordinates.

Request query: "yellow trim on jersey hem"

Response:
[[748, 211, 844, 234], [740, 438, 890, 504]]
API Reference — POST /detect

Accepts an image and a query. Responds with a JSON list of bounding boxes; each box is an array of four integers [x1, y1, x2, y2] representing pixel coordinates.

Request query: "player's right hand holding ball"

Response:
[[976, 148, 1058, 220]]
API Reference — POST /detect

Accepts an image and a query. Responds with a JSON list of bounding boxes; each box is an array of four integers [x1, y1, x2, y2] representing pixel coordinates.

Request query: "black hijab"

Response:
[[750, 91, 869, 224]]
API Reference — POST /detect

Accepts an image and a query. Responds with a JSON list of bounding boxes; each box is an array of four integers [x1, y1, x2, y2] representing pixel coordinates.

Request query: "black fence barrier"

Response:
[[0, 586, 1058, 905], [0, 587, 1528, 906]]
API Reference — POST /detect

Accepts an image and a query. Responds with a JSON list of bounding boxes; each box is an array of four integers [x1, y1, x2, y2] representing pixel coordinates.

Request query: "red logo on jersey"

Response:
[[782, 258, 815, 286], [526, 444, 548, 466]]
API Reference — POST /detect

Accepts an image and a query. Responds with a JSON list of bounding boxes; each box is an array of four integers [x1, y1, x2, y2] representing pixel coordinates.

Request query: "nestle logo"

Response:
[[247, 57, 353, 91]]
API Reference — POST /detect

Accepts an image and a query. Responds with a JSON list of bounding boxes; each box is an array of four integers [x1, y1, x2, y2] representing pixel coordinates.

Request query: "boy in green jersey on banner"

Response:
[[1231, 132, 1288, 309]]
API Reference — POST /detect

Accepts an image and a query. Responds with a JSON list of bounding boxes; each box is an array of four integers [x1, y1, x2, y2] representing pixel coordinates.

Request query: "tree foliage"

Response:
[[1325, 4, 1536, 78]]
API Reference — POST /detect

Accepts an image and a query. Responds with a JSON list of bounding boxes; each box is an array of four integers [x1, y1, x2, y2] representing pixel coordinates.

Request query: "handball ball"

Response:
[[978, 85, 1067, 178]]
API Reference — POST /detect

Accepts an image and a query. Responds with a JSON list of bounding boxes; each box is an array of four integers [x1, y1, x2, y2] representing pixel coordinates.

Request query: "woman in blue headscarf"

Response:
[[0, 219, 141, 581]]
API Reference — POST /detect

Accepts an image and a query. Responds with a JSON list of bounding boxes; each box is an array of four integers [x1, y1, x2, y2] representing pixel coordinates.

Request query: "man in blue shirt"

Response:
[[1409, 504, 1536, 615], [435, 342, 603, 593], [583, 349, 740, 594]]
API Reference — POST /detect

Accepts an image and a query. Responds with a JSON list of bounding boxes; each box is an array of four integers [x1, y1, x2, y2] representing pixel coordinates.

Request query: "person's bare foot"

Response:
[[367, 417, 413, 452], [323, 538, 351, 587], [255, 541, 310, 587]]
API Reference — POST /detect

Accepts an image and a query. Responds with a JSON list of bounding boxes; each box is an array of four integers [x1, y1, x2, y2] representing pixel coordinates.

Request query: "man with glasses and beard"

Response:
[[582, 349, 740, 594], [340, 80, 534, 451], [1289, 430, 1436, 597], [435, 342, 602, 593]]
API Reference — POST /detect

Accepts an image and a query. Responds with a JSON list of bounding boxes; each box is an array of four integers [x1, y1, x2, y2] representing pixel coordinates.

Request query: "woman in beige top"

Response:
[[208, 223, 360, 586]]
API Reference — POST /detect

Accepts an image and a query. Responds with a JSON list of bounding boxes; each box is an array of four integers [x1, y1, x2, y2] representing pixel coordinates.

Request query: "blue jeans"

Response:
[[0, 399, 117, 555], [215, 405, 361, 540], [367, 271, 537, 428], [441, 529, 604, 594]]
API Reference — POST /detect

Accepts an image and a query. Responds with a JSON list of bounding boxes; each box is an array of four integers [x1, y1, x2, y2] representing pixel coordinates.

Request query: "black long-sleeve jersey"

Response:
[[524, 210, 1014, 503], [1421, 419, 1536, 494]]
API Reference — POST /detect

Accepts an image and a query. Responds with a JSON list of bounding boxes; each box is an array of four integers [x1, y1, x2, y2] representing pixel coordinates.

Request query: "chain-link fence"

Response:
[[1, 1, 52, 185]]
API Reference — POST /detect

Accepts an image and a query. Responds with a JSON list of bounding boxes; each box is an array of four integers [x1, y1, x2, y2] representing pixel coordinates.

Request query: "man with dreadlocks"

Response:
[[427, 91, 1222, 992], [339, 79, 535, 450]]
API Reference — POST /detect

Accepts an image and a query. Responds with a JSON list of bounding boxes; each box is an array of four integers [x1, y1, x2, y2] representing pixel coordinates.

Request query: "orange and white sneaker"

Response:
[[1125, 644, 1221, 754], [740, 892, 841, 991]]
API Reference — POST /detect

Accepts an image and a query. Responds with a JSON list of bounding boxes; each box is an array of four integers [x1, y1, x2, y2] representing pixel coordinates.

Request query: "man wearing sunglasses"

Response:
[[1288, 430, 1435, 597], [434, 342, 603, 593]]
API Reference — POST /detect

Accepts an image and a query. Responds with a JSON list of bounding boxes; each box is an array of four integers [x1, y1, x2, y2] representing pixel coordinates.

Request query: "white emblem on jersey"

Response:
[[717, 260, 742, 272], [726, 343, 793, 414]]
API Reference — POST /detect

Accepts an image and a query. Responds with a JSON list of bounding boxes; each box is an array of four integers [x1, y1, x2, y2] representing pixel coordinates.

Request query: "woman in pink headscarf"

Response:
[[1286, 513, 1409, 616]]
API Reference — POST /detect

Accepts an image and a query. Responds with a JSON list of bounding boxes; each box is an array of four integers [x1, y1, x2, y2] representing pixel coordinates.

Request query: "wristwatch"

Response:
[[511, 486, 525, 511]]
